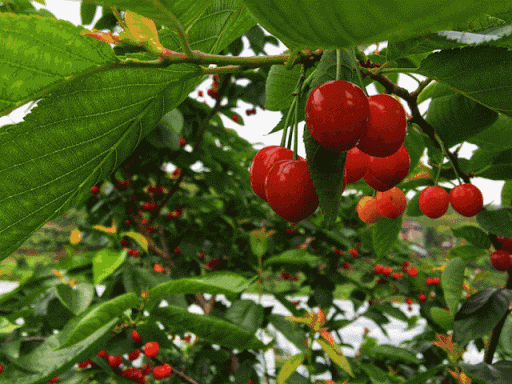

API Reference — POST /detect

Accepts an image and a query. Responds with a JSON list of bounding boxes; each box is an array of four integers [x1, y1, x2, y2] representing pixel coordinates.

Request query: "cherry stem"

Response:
[[280, 98, 296, 148], [349, 48, 368, 97], [336, 49, 342, 81]]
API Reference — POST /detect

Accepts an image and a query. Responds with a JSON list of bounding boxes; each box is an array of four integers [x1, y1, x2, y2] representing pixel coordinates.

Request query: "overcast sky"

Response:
[[2, 0, 504, 205]]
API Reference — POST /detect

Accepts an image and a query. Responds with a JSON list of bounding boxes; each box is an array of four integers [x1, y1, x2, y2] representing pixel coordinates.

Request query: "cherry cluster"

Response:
[[419, 183, 484, 219], [357, 187, 407, 223]]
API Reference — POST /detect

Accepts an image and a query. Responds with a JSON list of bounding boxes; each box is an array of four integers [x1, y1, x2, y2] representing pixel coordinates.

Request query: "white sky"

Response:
[[2, 0, 504, 205]]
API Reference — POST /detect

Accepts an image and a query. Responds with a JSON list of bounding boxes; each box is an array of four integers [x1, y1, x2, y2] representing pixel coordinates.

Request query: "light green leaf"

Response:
[[120, 231, 149, 252], [264, 249, 322, 267], [448, 245, 487, 260], [93, 249, 126, 284], [0, 317, 21, 340], [278, 353, 305, 384], [442, 257, 466, 318], [55, 283, 95, 316], [317, 339, 353, 376], [265, 64, 302, 111], [58, 292, 138, 349], [154, 305, 265, 350]]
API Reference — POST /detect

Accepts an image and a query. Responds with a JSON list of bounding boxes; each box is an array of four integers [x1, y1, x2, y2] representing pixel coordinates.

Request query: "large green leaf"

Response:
[[317, 339, 353, 376], [148, 272, 251, 303], [242, 0, 486, 49], [0, 316, 117, 384], [373, 216, 403, 260], [0, 13, 118, 116], [451, 226, 491, 249], [224, 299, 264, 334], [268, 314, 307, 352], [93, 248, 126, 284], [454, 288, 512, 347], [477, 207, 512, 237], [448, 245, 487, 260], [153, 305, 265, 350], [58, 292, 138, 349], [366, 344, 420, 364], [277, 353, 305, 384], [264, 249, 322, 267], [265, 63, 302, 111], [441, 257, 466, 318], [418, 46, 512, 118], [424, 83, 498, 148], [54, 283, 95, 316], [0, 64, 201, 262], [461, 361, 512, 384], [468, 114, 512, 151]]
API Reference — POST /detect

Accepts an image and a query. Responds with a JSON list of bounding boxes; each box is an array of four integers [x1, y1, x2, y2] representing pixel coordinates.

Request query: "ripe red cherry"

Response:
[[128, 349, 141, 361], [143, 341, 159, 358], [265, 159, 319, 222], [90, 185, 100, 195], [491, 250, 512, 271], [349, 248, 358, 257], [131, 330, 143, 343], [382, 267, 393, 277], [249, 146, 297, 201], [107, 355, 123, 368], [449, 183, 483, 217], [375, 187, 407, 219], [408, 266, 418, 277], [344, 147, 370, 184], [418, 292, 426, 303], [405, 297, 413, 305], [306, 80, 370, 152], [153, 363, 172, 380], [497, 237, 512, 252], [357, 94, 407, 157], [365, 146, 410, 191], [374, 264, 383, 274], [419, 186, 450, 219]]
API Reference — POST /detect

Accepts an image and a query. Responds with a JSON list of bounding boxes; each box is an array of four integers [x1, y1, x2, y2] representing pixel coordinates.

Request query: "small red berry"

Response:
[[143, 342, 159, 359], [344, 147, 370, 184], [78, 359, 92, 368], [198, 90, 203, 97], [402, 261, 410, 271], [449, 184, 483, 217], [120, 238, 129, 247], [153, 263, 164, 273], [349, 248, 358, 257], [392, 272, 403, 279], [173, 168, 181, 177], [131, 330, 143, 343], [128, 349, 141, 361], [418, 292, 427, 303], [141, 364, 152, 376], [419, 186, 450, 219], [231, 114, 240, 122], [281, 271, 290, 280], [0, 364, 4, 373], [382, 267, 393, 277], [107, 355, 123, 368], [491, 250, 512, 271], [408, 266, 418, 277], [342, 262, 350, 269], [180, 137, 186, 147], [405, 297, 413, 305], [174, 247, 180, 256], [498, 237, 512, 252], [374, 264, 383, 274], [128, 249, 140, 258], [90, 185, 100, 195], [375, 187, 407, 219], [199, 252, 205, 260], [47, 377, 59, 383], [97, 350, 109, 358], [149, 225, 156, 233], [153, 364, 172, 380], [141, 202, 157, 212]]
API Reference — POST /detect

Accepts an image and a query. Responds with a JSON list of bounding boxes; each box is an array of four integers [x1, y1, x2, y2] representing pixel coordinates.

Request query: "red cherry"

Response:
[[419, 186, 450, 219], [107, 355, 123, 368], [47, 377, 59, 383], [374, 264, 383, 274], [128, 249, 140, 258], [364, 171, 394, 192], [265, 159, 319, 222], [306, 80, 370, 152], [97, 350, 109, 358], [405, 297, 413, 305], [198, 90, 203, 97], [356, 94, 407, 157], [408, 266, 418, 277], [382, 267, 393, 277], [153, 263, 164, 273], [449, 184, 483, 217], [365, 146, 410, 191], [128, 349, 141, 361], [179, 137, 186, 147], [131, 330, 143, 343], [392, 272, 403, 279], [402, 261, 410, 271], [153, 364, 172, 380], [491, 250, 512, 271], [349, 248, 358, 257], [249, 146, 296, 201], [357, 196, 383, 224], [344, 147, 370, 184], [342, 262, 350, 269], [78, 360, 92, 368], [418, 292, 426, 303], [375, 187, 407, 219], [143, 341, 159, 358], [90, 185, 100, 195], [231, 114, 240, 122], [498, 237, 512, 252]]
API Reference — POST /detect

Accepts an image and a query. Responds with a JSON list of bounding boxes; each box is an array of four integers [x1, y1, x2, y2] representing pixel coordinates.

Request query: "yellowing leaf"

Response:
[[434, 264, 446, 271], [318, 339, 353, 377], [286, 308, 326, 332], [92, 221, 117, 235], [70, 228, 81, 245], [120, 11, 163, 53], [121, 231, 148, 252]]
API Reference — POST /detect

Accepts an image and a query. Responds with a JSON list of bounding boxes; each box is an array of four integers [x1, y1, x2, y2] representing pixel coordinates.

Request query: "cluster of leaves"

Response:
[[4, 0, 512, 383]]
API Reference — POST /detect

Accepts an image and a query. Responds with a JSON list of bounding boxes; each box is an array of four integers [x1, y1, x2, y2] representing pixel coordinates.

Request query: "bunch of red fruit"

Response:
[[418, 183, 483, 219]]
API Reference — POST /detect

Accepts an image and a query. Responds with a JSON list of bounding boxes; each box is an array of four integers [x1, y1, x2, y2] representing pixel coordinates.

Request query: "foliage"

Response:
[[2, 1, 512, 384]]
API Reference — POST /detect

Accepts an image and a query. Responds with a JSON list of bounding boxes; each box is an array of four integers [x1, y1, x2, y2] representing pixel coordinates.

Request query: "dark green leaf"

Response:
[[366, 344, 420, 364], [448, 245, 487, 260], [55, 283, 94, 316], [308, 49, 353, 91], [373, 216, 403, 259], [265, 64, 302, 111], [461, 360, 512, 384], [224, 300, 264, 334], [468, 114, 512, 151], [404, 125, 427, 174], [80, 1, 98, 25], [451, 226, 491, 249], [268, 314, 307, 352], [502, 181, 512, 206], [442, 257, 466, 318], [153, 305, 265, 350], [264, 249, 322, 267], [477, 207, 512, 237], [406, 192, 423, 217]]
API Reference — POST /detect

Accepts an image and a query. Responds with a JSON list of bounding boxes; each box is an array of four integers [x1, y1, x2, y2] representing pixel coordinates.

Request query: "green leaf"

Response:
[[224, 300, 264, 334], [403, 365, 446, 384], [372, 216, 403, 260], [461, 360, 512, 384], [58, 292, 138, 349], [454, 288, 512, 347], [430, 307, 454, 330], [277, 353, 305, 384], [249, 229, 270, 257], [0, 13, 118, 116], [468, 114, 512, 151], [92, 248, 126, 284], [451, 226, 491, 249], [442, 257, 466, 318], [303, 128, 346, 228], [120, 231, 149, 252], [144, 109, 184, 150], [153, 305, 265, 350], [0, 63, 201, 262], [502, 181, 512, 206], [448, 245, 487, 260], [0, 317, 21, 340], [404, 125, 427, 174], [418, 46, 512, 118], [406, 192, 423, 217], [366, 344, 421, 364], [242, 0, 485, 49], [477, 207, 512, 237], [0, 317, 117, 384], [268, 314, 307, 352], [55, 283, 95, 316], [424, 83, 498, 148], [317, 339, 353, 376], [54, 251, 94, 271], [308, 49, 354, 91], [265, 63, 302, 111], [498, 315, 512, 357], [264, 249, 322, 267], [80, 1, 98, 25], [148, 272, 251, 303]]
